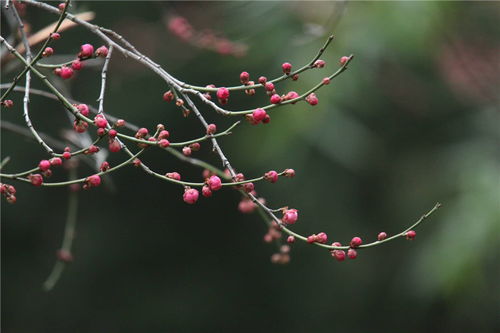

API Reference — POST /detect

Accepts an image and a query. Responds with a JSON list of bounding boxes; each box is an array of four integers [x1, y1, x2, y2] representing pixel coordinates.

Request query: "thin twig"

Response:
[[97, 45, 113, 115]]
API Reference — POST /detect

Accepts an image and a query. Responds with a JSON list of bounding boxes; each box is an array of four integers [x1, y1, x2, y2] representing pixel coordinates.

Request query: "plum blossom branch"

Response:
[[0, 0, 443, 268]]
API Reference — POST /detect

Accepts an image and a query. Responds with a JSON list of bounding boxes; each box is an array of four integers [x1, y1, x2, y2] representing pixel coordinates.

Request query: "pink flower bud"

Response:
[[86, 174, 101, 187], [377, 232, 387, 241], [2, 100, 13, 108], [207, 175, 222, 191], [94, 115, 108, 128], [264, 170, 278, 183], [284, 91, 299, 102], [50, 157, 62, 167], [189, 142, 201, 151], [350, 236, 362, 248], [29, 173, 43, 186], [38, 160, 51, 171], [183, 188, 199, 204], [206, 123, 217, 135], [240, 71, 250, 84], [95, 45, 109, 57], [252, 108, 267, 122], [314, 59, 326, 68], [317, 232, 328, 244], [158, 130, 170, 140], [86, 145, 100, 154], [76, 103, 89, 116], [282, 208, 298, 225], [262, 114, 271, 124], [332, 250, 346, 261], [202, 185, 212, 198], [42, 47, 53, 57], [135, 128, 148, 138], [108, 139, 121, 152], [158, 139, 170, 148], [243, 182, 254, 193], [79, 43, 94, 58], [287, 236, 295, 243], [282, 62, 292, 74], [306, 93, 318, 106], [340, 56, 350, 65], [270, 94, 281, 104], [283, 169, 295, 178], [347, 248, 358, 259], [108, 129, 117, 138], [182, 146, 192, 156], [216, 87, 229, 100], [233, 173, 245, 182], [163, 91, 174, 102], [100, 161, 110, 172], [73, 120, 88, 133], [71, 59, 83, 70], [166, 172, 181, 181], [406, 230, 416, 240], [60, 66, 74, 79], [265, 82, 274, 91]]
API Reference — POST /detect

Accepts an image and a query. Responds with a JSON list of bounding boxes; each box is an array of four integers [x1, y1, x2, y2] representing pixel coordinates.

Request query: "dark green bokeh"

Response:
[[2, 2, 499, 332]]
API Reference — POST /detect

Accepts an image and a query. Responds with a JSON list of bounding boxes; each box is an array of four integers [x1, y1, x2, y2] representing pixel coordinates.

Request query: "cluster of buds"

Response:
[[29, 158, 63, 184], [201, 175, 222, 198], [52, 43, 109, 80], [307, 232, 328, 244], [0, 183, 17, 203], [1, 99, 14, 108], [83, 174, 101, 190], [329, 237, 361, 261]]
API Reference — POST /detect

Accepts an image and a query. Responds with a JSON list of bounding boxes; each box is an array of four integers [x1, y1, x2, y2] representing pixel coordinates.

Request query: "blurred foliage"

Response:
[[1, 1, 499, 332]]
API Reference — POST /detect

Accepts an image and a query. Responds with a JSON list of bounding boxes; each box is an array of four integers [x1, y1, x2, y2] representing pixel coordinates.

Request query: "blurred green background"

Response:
[[1, 1, 499, 332]]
